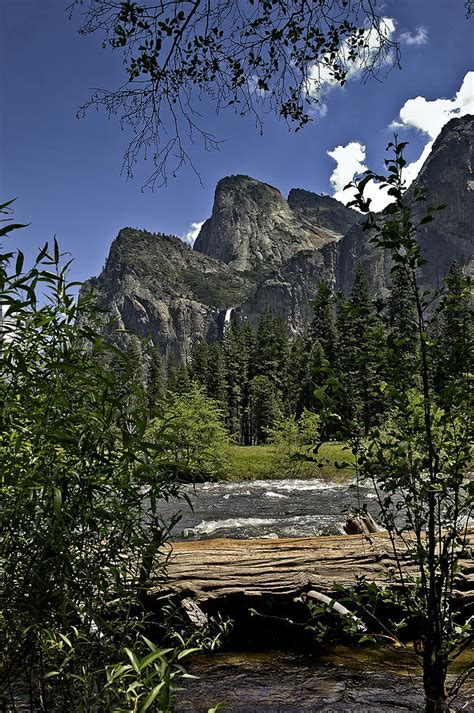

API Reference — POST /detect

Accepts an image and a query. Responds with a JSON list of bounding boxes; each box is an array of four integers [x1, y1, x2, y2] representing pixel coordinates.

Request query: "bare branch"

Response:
[[68, 1, 400, 187]]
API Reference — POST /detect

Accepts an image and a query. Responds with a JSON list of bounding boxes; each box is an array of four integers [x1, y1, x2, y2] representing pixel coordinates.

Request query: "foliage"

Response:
[[254, 310, 289, 391], [318, 140, 473, 713], [147, 343, 166, 413], [433, 262, 472, 403], [336, 268, 386, 436], [268, 411, 320, 478], [308, 280, 338, 367], [222, 316, 255, 443], [148, 385, 231, 481], [249, 374, 281, 444], [69, 0, 400, 187], [0, 201, 188, 711]]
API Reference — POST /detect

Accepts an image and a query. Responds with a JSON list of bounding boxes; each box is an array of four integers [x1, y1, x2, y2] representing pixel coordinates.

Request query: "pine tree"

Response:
[[189, 337, 210, 390], [386, 266, 419, 393], [207, 341, 228, 408], [249, 374, 282, 443], [284, 335, 309, 416], [337, 270, 386, 435], [222, 316, 251, 442], [146, 344, 165, 412], [308, 281, 338, 366], [255, 310, 289, 391], [167, 362, 191, 395], [109, 334, 146, 396], [434, 262, 472, 403]]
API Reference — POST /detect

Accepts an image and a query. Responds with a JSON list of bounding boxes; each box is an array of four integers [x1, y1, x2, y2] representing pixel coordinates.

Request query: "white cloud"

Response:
[[390, 71, 474, 139], [182, 220, 204, 245], [328, 142, 367, 194], [399, 26, 429, 46], [328, 71, 474, 211], [308, 17, 396, 98], [327, 141, 391, 212]]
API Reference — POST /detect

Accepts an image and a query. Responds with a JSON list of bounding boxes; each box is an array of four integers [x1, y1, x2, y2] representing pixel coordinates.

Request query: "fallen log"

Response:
[[156, 530, 473, 604]]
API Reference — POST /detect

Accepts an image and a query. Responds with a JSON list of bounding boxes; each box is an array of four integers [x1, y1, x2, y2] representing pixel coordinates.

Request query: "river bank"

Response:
[[223, 443, 355, 482]]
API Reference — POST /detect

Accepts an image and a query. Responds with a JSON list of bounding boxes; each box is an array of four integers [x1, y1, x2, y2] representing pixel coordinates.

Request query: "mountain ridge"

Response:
[[84, 115, 473, 361]]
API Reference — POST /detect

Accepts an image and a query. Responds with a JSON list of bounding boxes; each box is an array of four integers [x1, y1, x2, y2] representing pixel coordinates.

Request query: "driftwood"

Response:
[[157, 531, 473, 605], [298, 590, 367, 631], [180, 597, 209, 628]]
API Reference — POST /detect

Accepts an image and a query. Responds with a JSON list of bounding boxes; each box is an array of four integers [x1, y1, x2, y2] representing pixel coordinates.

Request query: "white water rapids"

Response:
[[157, 477, 378, 540]]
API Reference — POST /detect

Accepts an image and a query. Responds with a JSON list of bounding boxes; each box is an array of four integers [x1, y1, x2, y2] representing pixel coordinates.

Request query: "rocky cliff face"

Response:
[[193, 175, 357, 272], [336, 115, 474, 296], [86, 116, 473, 361], [288, 188, 359, 236], [237, 243, 338, 334], [84, 228, 255, 362]]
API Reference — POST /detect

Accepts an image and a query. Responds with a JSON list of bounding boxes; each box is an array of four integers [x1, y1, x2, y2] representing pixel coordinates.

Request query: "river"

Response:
[[176, 645, 474, 712], [158, 476, 378, 540]]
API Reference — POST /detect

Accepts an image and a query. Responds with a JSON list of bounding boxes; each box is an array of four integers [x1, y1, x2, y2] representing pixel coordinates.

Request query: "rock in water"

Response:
[[344, 513, 384, 535]]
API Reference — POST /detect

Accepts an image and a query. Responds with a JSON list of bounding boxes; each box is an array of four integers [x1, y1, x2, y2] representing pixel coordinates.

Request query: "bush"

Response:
[[268, 411, 320, 478], [148, 385, 231, 481]]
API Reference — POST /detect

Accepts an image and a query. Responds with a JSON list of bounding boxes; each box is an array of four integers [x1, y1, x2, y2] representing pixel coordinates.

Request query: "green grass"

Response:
[[224, 442, 355, 482]]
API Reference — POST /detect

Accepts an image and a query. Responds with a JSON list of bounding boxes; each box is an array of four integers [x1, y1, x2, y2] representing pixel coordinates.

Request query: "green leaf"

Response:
[[125, 648, 141, 673], [141, 683, 165, 711], [15, 251, 24, 275]]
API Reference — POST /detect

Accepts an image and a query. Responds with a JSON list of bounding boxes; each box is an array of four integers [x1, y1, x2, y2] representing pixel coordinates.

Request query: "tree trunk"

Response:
[[423, 647, 449, 713]]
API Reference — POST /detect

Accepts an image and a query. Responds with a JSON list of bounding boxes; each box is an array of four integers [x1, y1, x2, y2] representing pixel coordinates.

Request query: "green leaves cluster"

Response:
[[147, 385, 231, 481], [0, 201, 189, 711], [268, 411, 320, 479]]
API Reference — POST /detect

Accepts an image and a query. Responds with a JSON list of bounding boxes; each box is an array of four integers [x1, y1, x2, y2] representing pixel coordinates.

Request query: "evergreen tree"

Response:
[[189, 337, 210, 390], [305, 338, 327, 409], [207, 341, 228, 408], [255, 310, 289, 391], [434, 262, 473, 402], [284, 335, 309, 416], [146, 344, 165, 412], [386, 267, 419, 393], [308, 281, 338, 366], [249, 374, 281, 443], [110, 334, 146, 393], [223, 316, 252, 442], [167, 362, 191, 395], [336, 270, 386, 435]]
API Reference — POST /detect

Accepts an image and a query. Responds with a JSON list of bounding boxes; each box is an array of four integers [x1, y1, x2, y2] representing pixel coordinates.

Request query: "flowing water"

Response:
[[158, 477, 378, 540], [176, 645, 474, 712]]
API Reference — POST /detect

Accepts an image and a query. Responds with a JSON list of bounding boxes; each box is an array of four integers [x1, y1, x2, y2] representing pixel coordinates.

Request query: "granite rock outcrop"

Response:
[[85, 116, 473, 361]]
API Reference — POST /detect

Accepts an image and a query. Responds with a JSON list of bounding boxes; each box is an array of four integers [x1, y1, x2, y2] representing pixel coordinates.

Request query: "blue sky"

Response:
[[1, 1, 473, 282]]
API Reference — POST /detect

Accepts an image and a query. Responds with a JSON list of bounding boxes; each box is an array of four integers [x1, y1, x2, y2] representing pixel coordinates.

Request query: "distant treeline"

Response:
[[120, 262, 470, 445]]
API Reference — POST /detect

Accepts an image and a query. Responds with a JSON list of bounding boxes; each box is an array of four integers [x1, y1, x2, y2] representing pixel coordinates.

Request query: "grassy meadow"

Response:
[[224, 441, 355, 482]]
